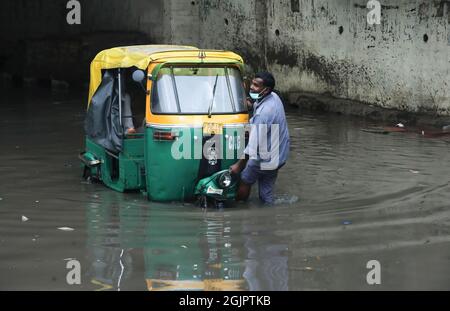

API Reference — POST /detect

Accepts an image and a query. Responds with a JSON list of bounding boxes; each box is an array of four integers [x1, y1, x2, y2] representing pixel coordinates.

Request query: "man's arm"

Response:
[[246, 97, 254, 111], [230, 154, 249, 175]]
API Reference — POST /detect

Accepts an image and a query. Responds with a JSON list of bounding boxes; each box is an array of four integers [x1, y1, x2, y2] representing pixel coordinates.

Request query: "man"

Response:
[[122, 92, 136, 134], [230, 72, 290, 204]]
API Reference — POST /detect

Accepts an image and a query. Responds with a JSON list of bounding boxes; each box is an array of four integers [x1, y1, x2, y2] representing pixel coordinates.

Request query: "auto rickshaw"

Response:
[[80, 45, 249, 206]]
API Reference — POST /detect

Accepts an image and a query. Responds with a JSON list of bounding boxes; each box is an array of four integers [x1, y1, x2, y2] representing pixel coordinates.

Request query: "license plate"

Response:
[[203, 122, 223, 135]]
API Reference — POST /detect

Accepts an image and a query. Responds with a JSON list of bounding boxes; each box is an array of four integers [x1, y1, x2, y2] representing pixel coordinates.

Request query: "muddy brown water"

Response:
[[1, 87, 450, 290]]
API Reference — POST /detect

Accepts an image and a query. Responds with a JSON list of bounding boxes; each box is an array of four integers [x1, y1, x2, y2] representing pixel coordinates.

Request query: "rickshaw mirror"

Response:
[[132, 69, 146, 83]]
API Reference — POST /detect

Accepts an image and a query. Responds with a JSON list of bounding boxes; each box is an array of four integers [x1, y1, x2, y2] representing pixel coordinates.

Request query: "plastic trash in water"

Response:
[[58, 227, 75, 231], [343, 220, 352, 225], [396, 123, 405, 128], [274, 194, 299, 205], [21, 216, 29, 222]]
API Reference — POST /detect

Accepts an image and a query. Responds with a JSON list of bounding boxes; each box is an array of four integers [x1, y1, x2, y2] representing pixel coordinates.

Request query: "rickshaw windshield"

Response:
[[152, 66, 246, 114]]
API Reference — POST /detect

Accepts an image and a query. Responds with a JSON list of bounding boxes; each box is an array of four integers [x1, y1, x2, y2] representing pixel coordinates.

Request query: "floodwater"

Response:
[[1, 86, 450, 291]]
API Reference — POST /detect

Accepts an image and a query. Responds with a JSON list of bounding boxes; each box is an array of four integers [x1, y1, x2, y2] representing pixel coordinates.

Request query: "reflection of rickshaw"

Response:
[[85, 193, 246, 291], [85, 192, 288, 291], [80, 45, 249, 206], [145, 210, 246, 291]]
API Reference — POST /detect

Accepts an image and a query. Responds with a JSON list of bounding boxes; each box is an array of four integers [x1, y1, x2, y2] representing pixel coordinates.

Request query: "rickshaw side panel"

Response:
[[85, 137, 146, 192], [120, 137, 147, 190]]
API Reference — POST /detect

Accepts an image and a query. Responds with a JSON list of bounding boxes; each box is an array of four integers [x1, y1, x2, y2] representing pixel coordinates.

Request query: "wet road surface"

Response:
[[1, 87, 450, 290]]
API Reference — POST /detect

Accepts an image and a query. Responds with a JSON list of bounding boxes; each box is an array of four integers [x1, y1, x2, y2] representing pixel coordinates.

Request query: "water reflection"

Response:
[[85, 192, 289, 291], [243, 217, 289, 291]]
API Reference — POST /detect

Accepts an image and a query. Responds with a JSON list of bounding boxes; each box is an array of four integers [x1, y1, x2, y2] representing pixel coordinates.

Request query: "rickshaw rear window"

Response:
[[152, 66, 246, 114]]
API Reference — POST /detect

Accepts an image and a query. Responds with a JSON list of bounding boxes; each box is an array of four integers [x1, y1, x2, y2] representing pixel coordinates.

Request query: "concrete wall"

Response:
[[1, 0, 449, 115], [176, 0, 449, 115], [193, 0, 265, 70], [267, 0, 450, 114]]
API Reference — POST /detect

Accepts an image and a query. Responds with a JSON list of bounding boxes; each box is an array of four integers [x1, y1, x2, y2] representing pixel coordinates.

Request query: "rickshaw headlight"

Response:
[[218, 171, 232, 188]]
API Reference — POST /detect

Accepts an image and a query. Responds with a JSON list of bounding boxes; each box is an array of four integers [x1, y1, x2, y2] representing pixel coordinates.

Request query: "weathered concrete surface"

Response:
[[266, 0, 450, 115], [194, 0, 267, 71], [1, 0, 448, 115], [288, 91, 450, 127], [185, 0, 449, 115]]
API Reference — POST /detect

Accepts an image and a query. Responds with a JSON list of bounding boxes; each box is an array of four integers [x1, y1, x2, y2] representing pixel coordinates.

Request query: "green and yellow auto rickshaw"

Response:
[[80, 45, 249, 206]]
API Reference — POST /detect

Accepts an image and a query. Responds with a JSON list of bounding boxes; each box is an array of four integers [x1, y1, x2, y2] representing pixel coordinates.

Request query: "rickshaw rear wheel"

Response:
[[82, 165, 100, 183]]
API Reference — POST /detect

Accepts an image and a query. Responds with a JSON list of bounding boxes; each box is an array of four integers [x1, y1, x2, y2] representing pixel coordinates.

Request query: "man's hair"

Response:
[[255, 71, 275, 90]]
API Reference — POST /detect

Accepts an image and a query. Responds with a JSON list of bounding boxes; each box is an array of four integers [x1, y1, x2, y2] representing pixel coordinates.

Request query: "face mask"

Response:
[[249, 88, 267, 100]]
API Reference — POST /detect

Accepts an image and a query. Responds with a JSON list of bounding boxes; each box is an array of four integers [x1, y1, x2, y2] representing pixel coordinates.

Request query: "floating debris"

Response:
[[396, 123, 405, 128], [57, 227, 75, 231], [21, 215, 29, 222], [409, 170, 419, 174], [274, 194, 299, 204], [343, 220, 352, 225], [180, 245, 188, 249], [361, 128, 390, 135], [291, 266, 314, 271]]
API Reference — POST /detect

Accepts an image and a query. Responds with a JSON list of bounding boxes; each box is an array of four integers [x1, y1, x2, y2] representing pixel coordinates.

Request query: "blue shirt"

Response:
[[244, 92, 290, 170]]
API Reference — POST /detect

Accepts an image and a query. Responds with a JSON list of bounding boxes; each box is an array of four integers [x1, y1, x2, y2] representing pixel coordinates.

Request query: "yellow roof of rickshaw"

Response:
[[88, 44, 244, 104]]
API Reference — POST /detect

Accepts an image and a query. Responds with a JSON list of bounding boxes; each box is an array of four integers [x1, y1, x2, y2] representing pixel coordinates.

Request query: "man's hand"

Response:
[[229, 163, 241, 175], [230, 158, 248, 175], [246, 98, 254, 111]]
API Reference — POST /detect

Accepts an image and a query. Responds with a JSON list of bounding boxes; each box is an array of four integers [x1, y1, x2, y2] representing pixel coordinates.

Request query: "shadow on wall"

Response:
[[0, 31, 151, 88]]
